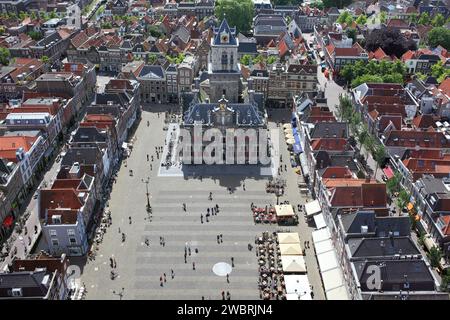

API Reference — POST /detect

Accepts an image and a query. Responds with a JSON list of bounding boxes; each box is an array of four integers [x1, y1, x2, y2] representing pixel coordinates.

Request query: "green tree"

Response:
[[415, 72, 427, 81], [101, 22, 112, 29], [27, 31, 43, 41], [351, 74, 383, 87], [428, 27, 450, 50], [418, 12, 430, 25], [379, 11, 387, 23], [0, 26, 5, 35], [322, 0, 352, 9], [49, 11, 57, 19], [337, 11, 353, 25], [309, 1, 324, 10], [215, 0, 253, 33], [441, 270, 450, 292], [240, 54, 252, 66], [267, 55, 277, 64], [252, 54, 265, 64], [18, 11, 28, 20], [373, 144, 386, 178], [408, 13, 418, 24], [355, 14, 367, 25], [427, 246, 442, 268], [148, 54, 158, 64], [346, 28, 357, 44], [148, 25, 162, 38], [0, 47, 11, 66], [386, 172, 402, 195], [41, 55, 50, 64], [396, 189, 410, 211], [431, 13, 445, 27]]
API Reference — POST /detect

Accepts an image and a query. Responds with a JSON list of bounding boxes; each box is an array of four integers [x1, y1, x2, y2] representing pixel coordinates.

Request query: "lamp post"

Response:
[[141, 177, 151, 212], [112, 288, 125, 300]]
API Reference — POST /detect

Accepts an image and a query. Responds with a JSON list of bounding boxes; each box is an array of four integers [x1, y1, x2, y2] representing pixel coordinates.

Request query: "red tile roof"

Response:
[[311, 138, 349, 151], [385, 130, 450, 149], [39, 189, 82, 220], [438, 77, 450, 97], [412, 114, 437, 130], [0, 136, 37, 162], [320, 166, 353, 179]]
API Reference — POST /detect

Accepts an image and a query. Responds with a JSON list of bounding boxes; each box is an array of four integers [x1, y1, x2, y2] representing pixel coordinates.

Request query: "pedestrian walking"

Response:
[[195, 248, 198, 254], [231, 257, 234, 267], [200, 214, 203, 224], [217, 235, 220, 244], [164, 273, 167, 282], [118, 227, 121, 234], [147, 154, 149, 161], [192, 262, 196, 270], [207, 208, 210, 214], [188, 247, 191, 256], [206, 213, 210, 222], [310, 291, 314, 299], [150, 164, 152, 171], [209, 192, 213, 200], [221, 291, 225, 300], [171, 269, 174, 279], [160, 276, 163, 287], [226, 291, 230, 300], [220, 234, 223, 243], [110, 258, 113, 268], [113, 259, 117, 268], [129, 216, 132, 224], [226, 273, 230, 283]]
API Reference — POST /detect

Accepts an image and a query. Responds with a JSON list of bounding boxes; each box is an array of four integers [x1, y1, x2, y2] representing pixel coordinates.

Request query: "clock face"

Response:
[[221, 33, 228, 43]]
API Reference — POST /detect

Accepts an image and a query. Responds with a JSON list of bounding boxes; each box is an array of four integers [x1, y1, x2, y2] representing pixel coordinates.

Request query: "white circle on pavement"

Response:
[[212, 262, 232, 277]]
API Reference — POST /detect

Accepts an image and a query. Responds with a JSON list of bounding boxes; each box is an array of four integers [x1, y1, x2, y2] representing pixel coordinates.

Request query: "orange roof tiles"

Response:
[[0, 136, 37, 162]]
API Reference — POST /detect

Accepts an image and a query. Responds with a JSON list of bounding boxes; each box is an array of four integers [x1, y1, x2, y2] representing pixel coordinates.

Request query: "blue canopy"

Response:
[[293, 132, 303, 154]]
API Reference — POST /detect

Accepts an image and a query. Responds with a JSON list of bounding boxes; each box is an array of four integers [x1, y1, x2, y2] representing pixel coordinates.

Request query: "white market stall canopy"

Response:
[[277, 232, 300, 244], [321, 268, 345, 292], [317, 250, 339, 273], [313, 212, 327, 230], [326, 286, 350, 300], [279, 243, 303, 255], [275, 205, 295, 217], [281, 255, 307, 273], [305, 200, 322, 217], [312, 228, 331, 244], [284, 275, 312, 299], [314, 238, 334, 255]]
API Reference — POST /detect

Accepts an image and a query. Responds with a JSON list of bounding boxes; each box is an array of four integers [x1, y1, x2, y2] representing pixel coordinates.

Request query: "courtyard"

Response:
[[79, 108, 325, 300]]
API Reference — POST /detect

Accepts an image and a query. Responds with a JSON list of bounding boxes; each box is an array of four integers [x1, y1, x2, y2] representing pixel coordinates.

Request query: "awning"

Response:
[[280, 243, 303, 255], [284, 275, 311, 297], [281, 255, 307, 273], [322, 268, 344, 292], [286, 138, 295, 145], [313, 213, 327, 230], [314, 238, 334, 255], [305, 200, 321, 217], [275, 205, 295, 217], [312, 228, 331, 244], [383, 166, 394, 179], [2, 216, 14, 228], [293, 131, 303, 154], [424, 235, 437, 252], [316, 250, 339, 272], [326, 285, 350, 300], [277, 232, 300, 244]]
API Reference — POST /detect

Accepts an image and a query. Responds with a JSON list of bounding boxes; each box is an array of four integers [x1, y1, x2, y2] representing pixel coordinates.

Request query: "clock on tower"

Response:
[[220, 31, 229, 44]]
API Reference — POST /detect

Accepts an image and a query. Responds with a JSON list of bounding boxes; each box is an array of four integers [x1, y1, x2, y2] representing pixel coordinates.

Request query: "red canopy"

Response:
[[383, 166, 394, 179], [2, 216, 13, 228]]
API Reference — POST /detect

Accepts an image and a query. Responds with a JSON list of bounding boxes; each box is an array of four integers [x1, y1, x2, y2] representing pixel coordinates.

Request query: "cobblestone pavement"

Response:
[[80, 110, 325, 300]]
